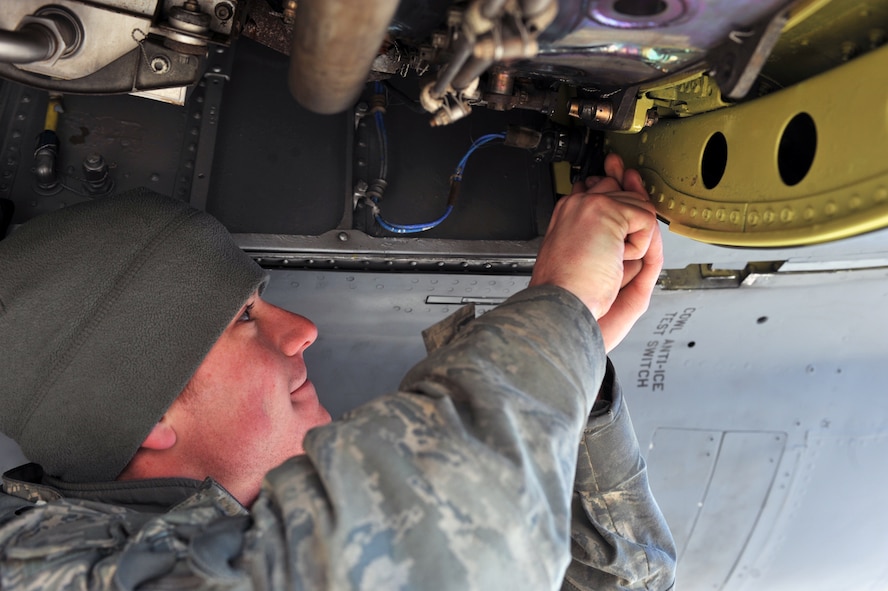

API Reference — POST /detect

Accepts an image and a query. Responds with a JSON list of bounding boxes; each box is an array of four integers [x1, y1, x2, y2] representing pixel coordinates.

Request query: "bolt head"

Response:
[[214, 2, 233, 21], [150, 55, 171, 74]]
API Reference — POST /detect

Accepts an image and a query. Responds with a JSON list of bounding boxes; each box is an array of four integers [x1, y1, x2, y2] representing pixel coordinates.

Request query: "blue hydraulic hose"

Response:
[[374, 111, 388, 179], [374, 132, 506, 234], [373, 82, 389, 180], [375, 205, 454, 234], [454, 133, 506, 181]]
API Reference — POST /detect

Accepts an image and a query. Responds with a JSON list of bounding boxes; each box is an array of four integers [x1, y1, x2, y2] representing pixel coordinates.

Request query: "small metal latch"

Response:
[[660, 262, 784, 290], [425, 296, 509, 305]]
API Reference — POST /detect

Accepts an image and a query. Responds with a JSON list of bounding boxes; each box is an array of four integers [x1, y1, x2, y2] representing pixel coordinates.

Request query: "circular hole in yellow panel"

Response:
[[701, 131, 728, 189], [778, 112, 817, 186]]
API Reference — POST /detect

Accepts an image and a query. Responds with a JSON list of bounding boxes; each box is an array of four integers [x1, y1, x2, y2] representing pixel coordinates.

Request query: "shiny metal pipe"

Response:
[[431, 34, 474, 97], [0, 26, 54, 64], [451, 55, 493, 91]]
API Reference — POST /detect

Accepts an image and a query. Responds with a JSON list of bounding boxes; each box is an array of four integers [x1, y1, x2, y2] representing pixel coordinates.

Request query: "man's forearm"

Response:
[[563, 361, 677, 591], [259, 285, 609, 589]]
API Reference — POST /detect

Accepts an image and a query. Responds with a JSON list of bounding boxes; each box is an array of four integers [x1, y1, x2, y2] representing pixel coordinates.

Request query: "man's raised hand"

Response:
[[530, 154, 663, 351]]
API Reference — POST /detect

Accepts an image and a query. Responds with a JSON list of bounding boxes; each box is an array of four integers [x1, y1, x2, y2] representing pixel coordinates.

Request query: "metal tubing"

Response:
[[519, 0, 553, 18], [0, 26, 54, 64], [480, 0, 509, 19], [288, 0, 401, 114], [431, 33, 474, 97], [452, 55, 493, 91]]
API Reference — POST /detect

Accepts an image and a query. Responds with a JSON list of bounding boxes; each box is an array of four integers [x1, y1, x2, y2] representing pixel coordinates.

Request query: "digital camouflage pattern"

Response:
[[0, 286, 675, 590]]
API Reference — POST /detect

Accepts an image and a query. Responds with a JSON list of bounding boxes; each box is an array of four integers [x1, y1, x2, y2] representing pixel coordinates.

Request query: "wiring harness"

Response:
[[362, 82, 505, 234]]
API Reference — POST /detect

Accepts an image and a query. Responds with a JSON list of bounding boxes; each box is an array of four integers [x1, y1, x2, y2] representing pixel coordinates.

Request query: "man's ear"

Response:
[[141, 416, 177, 451]]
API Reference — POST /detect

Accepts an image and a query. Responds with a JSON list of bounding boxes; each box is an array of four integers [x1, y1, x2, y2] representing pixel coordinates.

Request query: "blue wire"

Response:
[[374, 111, 388, 179], [374, 132, 506, 234], [372, 83, 389, 179], [376, 205, 454, 234], [454, 133, 506, 181]]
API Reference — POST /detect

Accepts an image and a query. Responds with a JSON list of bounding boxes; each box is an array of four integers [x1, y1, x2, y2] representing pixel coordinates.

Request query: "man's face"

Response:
[[164, 291, 331, 505]]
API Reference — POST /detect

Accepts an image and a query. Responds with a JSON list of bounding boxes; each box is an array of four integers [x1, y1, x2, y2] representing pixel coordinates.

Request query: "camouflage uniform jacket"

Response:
[[0, 286, 675, 590]]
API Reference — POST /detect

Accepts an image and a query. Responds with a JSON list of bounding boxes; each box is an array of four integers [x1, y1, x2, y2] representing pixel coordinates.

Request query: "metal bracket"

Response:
[[0, 84, 37, 204], [706, 2, 796, 100], [174, 44, 235, 210], [0, 39, 202, 96], [660, 261, 785, 290]]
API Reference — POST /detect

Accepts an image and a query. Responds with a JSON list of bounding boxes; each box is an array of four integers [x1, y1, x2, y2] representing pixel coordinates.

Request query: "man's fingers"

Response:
[[577, 155, 651, 205], [627, 219, 664, 301], [622, 259, 643, 288], [598, 221, 664, 351], [623, 218, 657, 261], [540, 155, 662, 347], [604, 153, 625, 183], [554, 190, 658, 262], [574, 175, 621, 195], [602, 153, 653, 204], [585, 176, 621, 194], [623, 168, 648, 200]]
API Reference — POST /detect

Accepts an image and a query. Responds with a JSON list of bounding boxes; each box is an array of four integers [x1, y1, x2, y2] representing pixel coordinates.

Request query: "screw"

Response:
[[283, 0, 298, 25], [150, 55, 171, 74], [338, 232, 349, 242], [841, 41, 860, 62], [214, 2, 233, 21]]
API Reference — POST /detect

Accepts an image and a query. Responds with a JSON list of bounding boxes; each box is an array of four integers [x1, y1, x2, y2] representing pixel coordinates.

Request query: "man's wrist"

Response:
[[527, 279, 608, 320]]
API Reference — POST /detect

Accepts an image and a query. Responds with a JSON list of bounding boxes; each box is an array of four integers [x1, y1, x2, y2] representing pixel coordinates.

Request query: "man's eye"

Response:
[[239, 303, 255, 322]]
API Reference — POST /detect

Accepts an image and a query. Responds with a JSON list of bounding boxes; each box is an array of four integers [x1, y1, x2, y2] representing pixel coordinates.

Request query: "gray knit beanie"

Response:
[[0, 189, 268, 482]]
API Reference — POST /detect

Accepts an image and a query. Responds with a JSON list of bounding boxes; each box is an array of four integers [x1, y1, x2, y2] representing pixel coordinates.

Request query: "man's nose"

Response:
[[271, 305, 318, 356]]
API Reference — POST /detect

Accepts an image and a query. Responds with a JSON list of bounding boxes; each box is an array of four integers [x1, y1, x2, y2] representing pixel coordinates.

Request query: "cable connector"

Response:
[[447, 176, 461, 207], [369, 81, 387, 114], [366, 178, 388, 202]]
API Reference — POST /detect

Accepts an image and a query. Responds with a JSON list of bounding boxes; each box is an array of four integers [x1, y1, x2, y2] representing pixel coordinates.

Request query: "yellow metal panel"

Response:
[[606, 42, 888, 247]]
